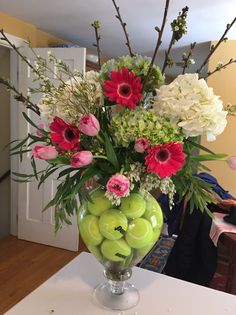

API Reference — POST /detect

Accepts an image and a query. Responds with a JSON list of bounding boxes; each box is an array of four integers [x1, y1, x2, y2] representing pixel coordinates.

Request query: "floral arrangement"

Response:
[[1, 0, 236, 231]]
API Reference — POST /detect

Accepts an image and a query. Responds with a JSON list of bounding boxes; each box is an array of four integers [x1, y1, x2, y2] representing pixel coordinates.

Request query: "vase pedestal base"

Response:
[[93, 280, 140, 310]]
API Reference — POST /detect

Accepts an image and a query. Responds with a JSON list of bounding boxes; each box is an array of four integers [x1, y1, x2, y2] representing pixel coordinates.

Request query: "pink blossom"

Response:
[[71, 151, 93, 168], [134, 138, 150, 153], [106, 174, 130, 197], [79, 114, 100, 136], [227, 156, 236, 170], [32, 145, 58, 160], [36, 123, 45, 137]]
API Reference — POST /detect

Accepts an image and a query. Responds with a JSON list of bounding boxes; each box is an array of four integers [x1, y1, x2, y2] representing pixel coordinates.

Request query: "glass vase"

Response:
[[77, 189, 163, 310]]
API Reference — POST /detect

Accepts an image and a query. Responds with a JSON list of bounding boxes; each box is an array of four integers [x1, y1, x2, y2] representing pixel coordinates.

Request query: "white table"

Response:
[[5, 252, 236, 315]]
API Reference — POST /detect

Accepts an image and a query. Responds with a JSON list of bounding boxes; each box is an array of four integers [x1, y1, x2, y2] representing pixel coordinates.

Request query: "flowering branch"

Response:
[[0, 29, 36, 71], [0, 77, 40, 115], [182, 42, 196, 74], [205, 58, 236, 78], [162, 6, 189, 74], [111, 0, 134, 57], [143, 0, 170, 89], [197, 17, 236, 74], [91, 20, 102, 69]]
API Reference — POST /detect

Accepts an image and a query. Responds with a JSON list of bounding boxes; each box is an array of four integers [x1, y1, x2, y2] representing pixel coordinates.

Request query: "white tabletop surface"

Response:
[[5, 252, 236, 315]]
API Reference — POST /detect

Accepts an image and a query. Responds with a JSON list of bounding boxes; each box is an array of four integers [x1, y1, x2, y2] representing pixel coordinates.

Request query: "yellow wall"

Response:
[[201, 41, 236, 196], [0, 11, 64, 47]]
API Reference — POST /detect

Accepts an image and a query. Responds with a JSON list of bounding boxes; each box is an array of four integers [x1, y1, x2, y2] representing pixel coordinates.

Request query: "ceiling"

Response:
[[0, 0, 236, 59]]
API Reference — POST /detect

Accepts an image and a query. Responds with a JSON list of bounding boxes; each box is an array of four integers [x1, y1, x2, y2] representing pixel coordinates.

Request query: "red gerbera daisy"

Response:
[[145, 143, 186, 178], [49, 117, 80, 151], [104, 67, 143, 108]]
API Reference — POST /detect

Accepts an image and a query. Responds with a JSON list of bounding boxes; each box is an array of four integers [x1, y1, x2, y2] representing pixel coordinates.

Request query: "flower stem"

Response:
[[93, 155, 108, 160], [96, 134, 105, 144]]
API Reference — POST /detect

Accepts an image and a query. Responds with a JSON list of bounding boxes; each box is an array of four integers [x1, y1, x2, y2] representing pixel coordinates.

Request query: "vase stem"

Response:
[[109, 280, 125, 295]]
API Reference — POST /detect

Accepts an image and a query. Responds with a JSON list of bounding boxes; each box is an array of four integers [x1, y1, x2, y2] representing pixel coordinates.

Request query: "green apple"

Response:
[[119, 193, 146, 219], [87, 190, 112, 216], [79, 215, 103, 246], [101, 239, 131, 262], [125, 218, 153, 249], [99, 209, 128, 240]]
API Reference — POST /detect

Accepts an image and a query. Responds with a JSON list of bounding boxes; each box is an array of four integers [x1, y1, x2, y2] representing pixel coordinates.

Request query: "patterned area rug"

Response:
[[139, 235, 176, 273], [139, 235, 228, 293]]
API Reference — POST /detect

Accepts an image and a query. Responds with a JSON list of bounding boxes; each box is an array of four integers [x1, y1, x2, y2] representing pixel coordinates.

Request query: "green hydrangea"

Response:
[[111, 108, 184, 146], [100, 55, 164, 92]]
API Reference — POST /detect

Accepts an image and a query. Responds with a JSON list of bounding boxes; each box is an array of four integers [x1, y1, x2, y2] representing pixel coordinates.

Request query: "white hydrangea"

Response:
[[38, 71, 104, 125], [153, 73, 228, 141]]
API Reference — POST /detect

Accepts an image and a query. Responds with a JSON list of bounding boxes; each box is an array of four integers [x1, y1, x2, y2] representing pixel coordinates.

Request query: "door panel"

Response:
[[17, 48, 86, 250]]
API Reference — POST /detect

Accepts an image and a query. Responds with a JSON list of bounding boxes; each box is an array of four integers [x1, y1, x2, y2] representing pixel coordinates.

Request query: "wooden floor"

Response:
[[0, 236, 87, 314]]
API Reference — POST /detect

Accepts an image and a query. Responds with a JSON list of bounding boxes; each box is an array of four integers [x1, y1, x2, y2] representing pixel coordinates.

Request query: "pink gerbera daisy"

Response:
[[145, 143, 186, 178], [104, 67, 143, 108]]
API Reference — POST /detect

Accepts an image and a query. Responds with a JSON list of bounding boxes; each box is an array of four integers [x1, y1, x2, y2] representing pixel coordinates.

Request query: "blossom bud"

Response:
[[134, 138, 150, 153], [71, 151, 93, 168], [79, 114, 100, 136], [36, 123, 45, 137], [227, 156, 236, 170], [32, 145, 58, 160]]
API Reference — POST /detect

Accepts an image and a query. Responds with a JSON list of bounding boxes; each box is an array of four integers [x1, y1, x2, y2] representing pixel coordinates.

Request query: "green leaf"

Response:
[[22, 112, 40, 130], [2, 139, 20, 151], [12, 171, 34, 178], [10, 136, 29, 152], [29, 134, 46, 142], [187, 138, 215, 154], [31, 157, 38, 180], [57, 167, 77, 179], [12, 178, 32, 183], [47, 155, 70, 165], [10, 149, 31, 156], [38, 165, 59, 188], [191, 153, 227, 161], [102, 131, 119, 170]]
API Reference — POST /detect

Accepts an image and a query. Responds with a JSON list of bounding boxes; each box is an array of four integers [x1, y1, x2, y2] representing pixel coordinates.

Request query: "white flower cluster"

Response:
[[153, 73, 228, 141], [140, 173, 176, 207], [124, 163, 176, 207], [105, 190, 130, 206], [38, 71, 104, 125], [124, 162, 143, 190]]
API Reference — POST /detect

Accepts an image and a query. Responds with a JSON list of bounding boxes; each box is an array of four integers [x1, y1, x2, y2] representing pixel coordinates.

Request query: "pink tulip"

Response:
[[106, 174, 130, 197], [134, 138, 150, 153], [79, 114, 100, 136], [32, 145, 58, 160], [71, 151, 93, 168], [227, 156, 236, 170], [36, 123, 45, 137]]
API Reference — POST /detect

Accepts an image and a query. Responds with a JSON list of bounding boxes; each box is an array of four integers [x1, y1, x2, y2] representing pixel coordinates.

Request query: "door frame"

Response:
[[0, 33, 27, 235]]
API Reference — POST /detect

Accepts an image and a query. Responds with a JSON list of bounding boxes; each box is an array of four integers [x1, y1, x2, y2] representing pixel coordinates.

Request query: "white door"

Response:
[[16, 47, 86, 251]]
